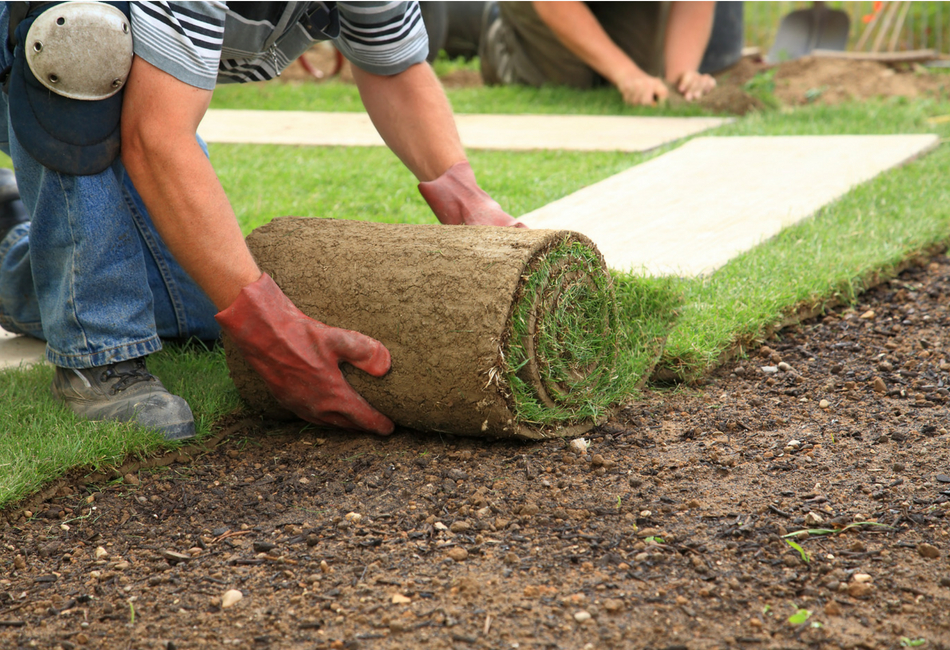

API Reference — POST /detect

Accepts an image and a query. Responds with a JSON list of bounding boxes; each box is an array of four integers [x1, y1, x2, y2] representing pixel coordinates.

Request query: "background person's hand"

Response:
[[616, 72, 669, 106], [216, 274, 395, 434], [419, 161, 527, 228], [674, 70, 716, 101]]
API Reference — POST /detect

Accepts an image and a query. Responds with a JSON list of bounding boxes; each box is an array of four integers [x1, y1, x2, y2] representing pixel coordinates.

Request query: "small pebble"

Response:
[[447, 547, 468, 562], [777, 361, 792, 372], [123, 473, 140, 486], [761, 365, 778, 374], [221, 589, 243, 608], [603, 599, 624, 613], [95, 547, 109, 560], [391, 593, 411, 604], [819, 399, 830, 409], [872, 377, 887, 394], [570, 438, 590, 455], [918, 543, 940, 559], [804, 512, 824, 526], [848, 582, 873, 598], [573, 611, 591, 623]]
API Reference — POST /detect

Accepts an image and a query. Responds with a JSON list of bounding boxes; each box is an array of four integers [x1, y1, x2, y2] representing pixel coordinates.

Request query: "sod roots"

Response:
[[225, 218, 619, 439]]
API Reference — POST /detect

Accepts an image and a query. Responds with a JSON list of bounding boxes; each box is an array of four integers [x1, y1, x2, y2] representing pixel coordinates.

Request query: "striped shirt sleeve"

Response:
[[334, 2, 428, 75], [130, 2, 226, 90]]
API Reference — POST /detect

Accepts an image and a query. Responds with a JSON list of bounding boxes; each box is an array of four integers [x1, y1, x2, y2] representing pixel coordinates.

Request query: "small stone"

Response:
[[748, 617, 762, 628], [687, 499, 702, 509], [391, 593, 411, 604], [852, 573, 872, 583], [123, 473, 140, 486], [573, 611, 592, 623], [824, 601, 842, 616], [848, 582, 873, 598], [74, 633, 89, 645], [433, 522, 448, 531], [940, 577, 950, 588], [860, 310, 875, 320], [95, 547, 109, 560], [918, 543, 940, 559], [778, 361, 792, 372], [590, 454, 605, 468], [320, 560, 331, 573], [252, 541, 276, 553], [221, 589, 243, 608], [503, 552, 519, 565], [570, 438, 590, 455], [872, 377, 886, 394], [819, 399, 830, 410], [13, 555, 26, 571], [447, 547, 468, 562], [761, 365, 778, 374], [936, 474, 950, 484], [804, 512, 824, 526], [114, 561, 130, 571], [603, 599, 624, 613], [449, 520, 471, 534], [344, 512, 362, 523]]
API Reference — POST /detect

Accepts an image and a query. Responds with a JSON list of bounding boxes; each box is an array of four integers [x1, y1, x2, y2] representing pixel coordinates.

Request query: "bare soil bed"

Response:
[[281, 45, 950, 115], [3, 246, 950, 649]]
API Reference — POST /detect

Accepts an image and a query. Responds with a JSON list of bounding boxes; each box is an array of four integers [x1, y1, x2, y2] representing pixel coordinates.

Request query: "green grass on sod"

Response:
[[1, 73, 949, 509]]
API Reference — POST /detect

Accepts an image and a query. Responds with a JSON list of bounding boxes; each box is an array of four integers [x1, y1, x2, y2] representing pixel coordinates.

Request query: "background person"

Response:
[[479, 1, 744, 106]]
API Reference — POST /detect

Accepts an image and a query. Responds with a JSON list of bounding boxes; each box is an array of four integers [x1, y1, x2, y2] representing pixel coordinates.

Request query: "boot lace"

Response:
[[100, 359, 157, 395]]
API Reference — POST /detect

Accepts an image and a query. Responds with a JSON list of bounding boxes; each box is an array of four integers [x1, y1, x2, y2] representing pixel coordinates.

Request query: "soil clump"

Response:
[[3, 250, 950, 648]]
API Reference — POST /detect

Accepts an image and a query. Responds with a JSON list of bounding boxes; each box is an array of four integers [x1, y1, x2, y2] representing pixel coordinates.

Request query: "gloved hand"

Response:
[[418, 161, 528, 228], [215, 273, 395, 434]]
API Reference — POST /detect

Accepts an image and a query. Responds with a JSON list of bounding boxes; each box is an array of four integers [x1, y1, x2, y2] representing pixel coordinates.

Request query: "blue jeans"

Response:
[[0, 7, 219, 368]]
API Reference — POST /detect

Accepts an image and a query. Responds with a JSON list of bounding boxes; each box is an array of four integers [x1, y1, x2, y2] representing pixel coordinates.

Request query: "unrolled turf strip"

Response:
[[224, 217, 620, 439]]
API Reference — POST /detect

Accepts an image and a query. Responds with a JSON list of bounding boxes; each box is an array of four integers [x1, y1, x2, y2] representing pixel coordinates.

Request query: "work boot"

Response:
[[0, 168, 29, 243], [51, 357, 196, 441]]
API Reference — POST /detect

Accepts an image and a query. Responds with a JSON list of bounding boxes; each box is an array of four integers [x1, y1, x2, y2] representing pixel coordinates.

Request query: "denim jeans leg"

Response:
[[119, 159, 220, 344]]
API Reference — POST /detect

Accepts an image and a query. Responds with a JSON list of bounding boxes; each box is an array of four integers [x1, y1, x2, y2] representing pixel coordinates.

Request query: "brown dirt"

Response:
[[280, 46, 950, 115], [692, 55, 950, 115], [4, 247, 950, 648], [226, 218, 613, 440]]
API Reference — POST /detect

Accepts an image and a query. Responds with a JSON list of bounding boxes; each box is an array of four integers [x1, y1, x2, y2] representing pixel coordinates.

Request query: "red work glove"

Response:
[[215, 273, 395, 435], [418, 161, 528, 228]]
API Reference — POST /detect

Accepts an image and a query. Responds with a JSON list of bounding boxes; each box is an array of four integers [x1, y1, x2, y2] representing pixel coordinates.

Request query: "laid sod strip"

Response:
[[658, 137, 950, 382], [0, 344, 239, 507], [225, 217, 654, 439], [199, 110, 729, 152]]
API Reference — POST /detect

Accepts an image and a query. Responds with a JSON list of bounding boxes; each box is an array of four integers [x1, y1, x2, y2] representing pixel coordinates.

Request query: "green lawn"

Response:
[[1, 71, 949, 509]]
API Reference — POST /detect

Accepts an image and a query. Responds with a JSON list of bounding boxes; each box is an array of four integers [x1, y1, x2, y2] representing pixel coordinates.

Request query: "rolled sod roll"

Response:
[[224, 217, 619, 439]]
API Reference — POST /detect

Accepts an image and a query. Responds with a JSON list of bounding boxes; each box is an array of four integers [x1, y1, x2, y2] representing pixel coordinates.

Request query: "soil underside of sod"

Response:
[[3, 253, 950, 649], [282, 45, 950, 114]]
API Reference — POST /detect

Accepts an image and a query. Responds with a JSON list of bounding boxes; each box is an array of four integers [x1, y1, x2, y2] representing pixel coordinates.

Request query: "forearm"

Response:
[[122, 137, 260, 310], [532, 1, 645, 86], [121, 57, 260, 310], [664, 1, 716, 82], [352, 63, 465, 182]]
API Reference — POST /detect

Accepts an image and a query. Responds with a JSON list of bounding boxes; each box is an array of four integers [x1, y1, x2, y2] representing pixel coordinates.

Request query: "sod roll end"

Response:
[[225, 218, 619, 439]]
